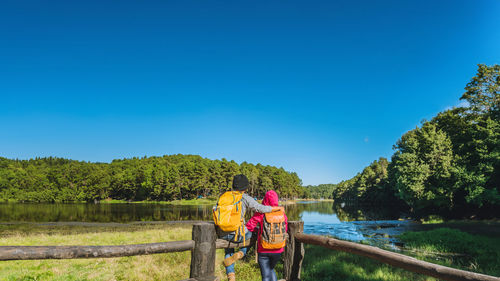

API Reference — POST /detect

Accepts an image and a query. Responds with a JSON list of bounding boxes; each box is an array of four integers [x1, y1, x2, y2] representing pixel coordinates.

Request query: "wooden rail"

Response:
[[0, 240, 195, 260], [1, 221, 498, 281], [0, 236, 256, 262]]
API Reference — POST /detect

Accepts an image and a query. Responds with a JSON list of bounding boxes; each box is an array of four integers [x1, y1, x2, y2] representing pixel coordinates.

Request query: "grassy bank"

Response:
[[99, 198, 217, 205], [400, 228, 500, 276], [165, 198, 217, 205], [0, 224, 259, 281]]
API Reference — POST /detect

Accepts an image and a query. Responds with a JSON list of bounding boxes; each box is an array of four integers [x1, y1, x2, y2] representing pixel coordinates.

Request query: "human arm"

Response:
[[245, 213, 263, 233], [272, 206, 285, 212], [242, 194, 273, 213]]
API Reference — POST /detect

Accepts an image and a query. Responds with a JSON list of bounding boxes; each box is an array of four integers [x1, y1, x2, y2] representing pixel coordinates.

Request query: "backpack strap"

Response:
[[231, 191, 244, 244]]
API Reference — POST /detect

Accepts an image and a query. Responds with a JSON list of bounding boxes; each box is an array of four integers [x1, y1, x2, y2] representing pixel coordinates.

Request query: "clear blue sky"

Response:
[[1, 0, 499, 185]]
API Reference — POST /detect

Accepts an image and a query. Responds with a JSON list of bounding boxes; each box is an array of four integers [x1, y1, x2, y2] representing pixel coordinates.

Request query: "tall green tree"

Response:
[[389, 122, 455, 215]]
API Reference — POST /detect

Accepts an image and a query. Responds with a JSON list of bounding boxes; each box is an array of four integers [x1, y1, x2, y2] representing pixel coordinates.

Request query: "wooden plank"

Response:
[[295, 233, 500, 281], [0, 240, 195, 261], [189, 223, 216, 280], [283, 221, 304, 281]]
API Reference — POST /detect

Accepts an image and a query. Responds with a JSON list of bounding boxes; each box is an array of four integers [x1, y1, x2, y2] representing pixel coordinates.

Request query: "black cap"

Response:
[[232, 174, 249, 191]]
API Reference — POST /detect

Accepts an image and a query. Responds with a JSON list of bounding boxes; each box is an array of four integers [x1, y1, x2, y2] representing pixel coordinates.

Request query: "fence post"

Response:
[[190, 222, 216, 281], [283, 221, 304, 281]]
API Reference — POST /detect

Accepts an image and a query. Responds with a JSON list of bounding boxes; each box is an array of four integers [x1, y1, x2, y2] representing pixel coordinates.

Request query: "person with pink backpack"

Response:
[[246, 190, 288, 281]]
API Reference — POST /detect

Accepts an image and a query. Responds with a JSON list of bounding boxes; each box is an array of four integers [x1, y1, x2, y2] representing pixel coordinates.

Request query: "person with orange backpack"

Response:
[[246, 190, 288, 281], [213, 174, 283, 281]]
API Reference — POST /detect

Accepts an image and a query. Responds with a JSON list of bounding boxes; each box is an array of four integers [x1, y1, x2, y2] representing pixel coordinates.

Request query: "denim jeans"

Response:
[[220, 229, 252, 274], [258, 252, 281, 281]]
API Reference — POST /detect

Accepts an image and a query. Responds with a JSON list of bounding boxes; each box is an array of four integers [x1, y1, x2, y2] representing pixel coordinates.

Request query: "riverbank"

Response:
[[280, 198, 334, 205], [100, 198, 217, 205], [417, 220, 500, 238]]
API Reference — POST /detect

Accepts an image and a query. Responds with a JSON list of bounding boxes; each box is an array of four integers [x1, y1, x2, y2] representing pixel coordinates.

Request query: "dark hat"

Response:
[[232, 174, 249, 191]]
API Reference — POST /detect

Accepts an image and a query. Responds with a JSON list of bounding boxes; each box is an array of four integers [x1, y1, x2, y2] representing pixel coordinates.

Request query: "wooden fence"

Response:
[[0, 221, 499, 281]]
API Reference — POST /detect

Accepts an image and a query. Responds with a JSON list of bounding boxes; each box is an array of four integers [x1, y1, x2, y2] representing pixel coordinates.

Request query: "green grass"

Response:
[[399, 228, 500, 276], [301, 244, 437, 281], [420, 215, 445, 224], [165, 198, 217, 205], [0, 199, 19, 203], [99, 199, 129, 204]]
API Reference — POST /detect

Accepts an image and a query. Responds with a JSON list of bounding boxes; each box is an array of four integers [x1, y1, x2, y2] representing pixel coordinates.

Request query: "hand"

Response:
[[272, 206, 284, 212]]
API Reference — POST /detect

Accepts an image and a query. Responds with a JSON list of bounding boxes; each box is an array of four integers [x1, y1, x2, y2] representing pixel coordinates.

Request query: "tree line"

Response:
[[0, 154, 303, 203], [306, 64, 499, 219]]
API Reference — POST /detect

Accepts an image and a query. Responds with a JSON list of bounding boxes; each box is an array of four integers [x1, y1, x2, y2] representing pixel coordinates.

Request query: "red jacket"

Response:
[[246, 190, 288, 253]]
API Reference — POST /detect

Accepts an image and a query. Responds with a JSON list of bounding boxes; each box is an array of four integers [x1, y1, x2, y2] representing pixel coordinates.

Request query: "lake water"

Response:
[[0, 201, 421, 250]]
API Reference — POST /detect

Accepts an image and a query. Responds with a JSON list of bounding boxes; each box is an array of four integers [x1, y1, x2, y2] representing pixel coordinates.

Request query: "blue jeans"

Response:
[[258, 252, 281, 281], [221, 229, 252, 274]]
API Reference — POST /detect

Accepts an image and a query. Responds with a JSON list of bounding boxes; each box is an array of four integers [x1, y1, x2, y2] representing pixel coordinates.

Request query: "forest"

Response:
[[307, 64, 499, 219], [0, 155, 303, 202]]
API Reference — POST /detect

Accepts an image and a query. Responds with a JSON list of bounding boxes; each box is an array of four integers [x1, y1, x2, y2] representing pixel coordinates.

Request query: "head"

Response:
[[262, 190, 279, 207], [232, 174, 249, 192]]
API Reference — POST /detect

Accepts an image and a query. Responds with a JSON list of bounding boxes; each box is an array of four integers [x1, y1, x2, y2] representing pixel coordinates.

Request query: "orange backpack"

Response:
[[260, 209, 287, 249]]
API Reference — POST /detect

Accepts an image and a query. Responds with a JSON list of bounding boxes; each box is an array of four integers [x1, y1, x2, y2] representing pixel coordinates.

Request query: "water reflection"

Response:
[[0, 203, 213, 223], [283, 201, 336, 221]]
